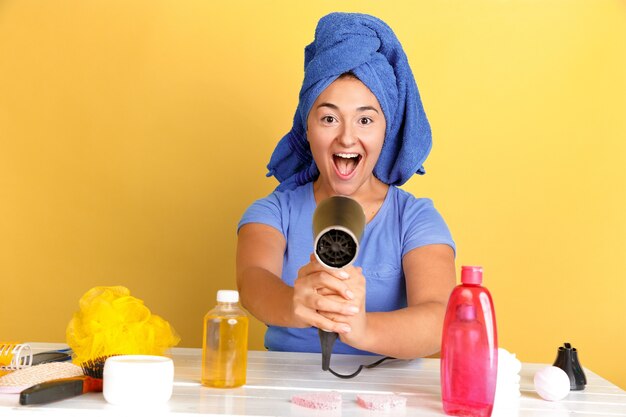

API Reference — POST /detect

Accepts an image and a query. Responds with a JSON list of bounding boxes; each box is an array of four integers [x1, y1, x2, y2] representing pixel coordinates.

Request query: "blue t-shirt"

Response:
[[238, 182, 455, 355]]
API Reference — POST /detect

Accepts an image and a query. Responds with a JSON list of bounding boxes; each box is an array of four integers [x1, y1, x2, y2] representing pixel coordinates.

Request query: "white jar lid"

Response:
[[103, 355, 174, 406], [217, 290, 239, 303]]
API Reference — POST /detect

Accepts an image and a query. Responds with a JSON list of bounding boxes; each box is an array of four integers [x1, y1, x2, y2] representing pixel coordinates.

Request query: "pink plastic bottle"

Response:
[[441, 266, 498, 417]]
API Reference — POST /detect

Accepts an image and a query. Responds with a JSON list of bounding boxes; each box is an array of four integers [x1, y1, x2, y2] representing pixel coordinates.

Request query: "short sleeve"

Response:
[[401, 198, 456, 257], [237, 192, 285, 237]]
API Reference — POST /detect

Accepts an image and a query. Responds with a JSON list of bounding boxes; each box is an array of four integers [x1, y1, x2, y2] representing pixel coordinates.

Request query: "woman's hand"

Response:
[[292, 254, 360, 334], [317, 266, 367, 348]]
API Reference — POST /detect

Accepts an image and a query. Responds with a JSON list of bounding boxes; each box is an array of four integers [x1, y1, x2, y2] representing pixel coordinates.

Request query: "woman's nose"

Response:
[[337, 125, 357, 147]]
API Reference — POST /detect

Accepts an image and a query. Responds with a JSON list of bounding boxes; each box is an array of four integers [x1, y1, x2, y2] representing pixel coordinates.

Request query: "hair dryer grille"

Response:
[[316, 229, 358, 268], [313, 196, 365, 270]]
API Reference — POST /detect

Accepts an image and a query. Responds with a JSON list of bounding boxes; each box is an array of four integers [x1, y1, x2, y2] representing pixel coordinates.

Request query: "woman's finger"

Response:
[[314, 316, 352, 334], [311, 272, 355, 300], [316, 287, 350, 297], [311, 294, 359, 316], [302, 254, 351, 280], [296, 268, 354, 300], [292, 302, 352, 334]]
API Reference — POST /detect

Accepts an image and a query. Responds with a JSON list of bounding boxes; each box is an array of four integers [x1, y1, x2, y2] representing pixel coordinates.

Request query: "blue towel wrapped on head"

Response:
[[267, 12, 432, 190]]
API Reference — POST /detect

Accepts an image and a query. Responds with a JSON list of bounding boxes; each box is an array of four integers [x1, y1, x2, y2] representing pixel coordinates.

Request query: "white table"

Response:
[[1, 344, 624, 416]]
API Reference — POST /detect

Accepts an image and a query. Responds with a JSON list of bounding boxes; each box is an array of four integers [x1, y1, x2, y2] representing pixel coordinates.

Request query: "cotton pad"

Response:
[[291, 391, 342, 409], [494, 348, 522, 408], [356, 393, 407, 410]]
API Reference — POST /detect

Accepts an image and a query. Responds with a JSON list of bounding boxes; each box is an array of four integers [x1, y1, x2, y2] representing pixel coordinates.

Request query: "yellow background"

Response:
[[1, 0, 625, 389]]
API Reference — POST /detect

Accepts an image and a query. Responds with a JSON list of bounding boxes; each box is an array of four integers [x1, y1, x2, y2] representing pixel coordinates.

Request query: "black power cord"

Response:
[[319, 329, 395, 379], [328, 355, 394, 379]]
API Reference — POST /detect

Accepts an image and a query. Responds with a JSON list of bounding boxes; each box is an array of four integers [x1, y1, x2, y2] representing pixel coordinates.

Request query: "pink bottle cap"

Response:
[[461, 266, 483, 285]]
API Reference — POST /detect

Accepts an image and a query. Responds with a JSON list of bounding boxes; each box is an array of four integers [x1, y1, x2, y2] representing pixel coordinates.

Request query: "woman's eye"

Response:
[[359, 117, 372, 125], [322, 116, 336, 123]]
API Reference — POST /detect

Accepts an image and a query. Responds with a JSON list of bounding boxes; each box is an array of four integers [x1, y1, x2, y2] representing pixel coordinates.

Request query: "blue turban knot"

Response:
[[267, 12, 432, 191]]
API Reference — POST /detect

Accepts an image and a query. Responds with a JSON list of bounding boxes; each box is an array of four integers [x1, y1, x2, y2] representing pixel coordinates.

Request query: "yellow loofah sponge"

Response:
[[66, 286, 180, 364]]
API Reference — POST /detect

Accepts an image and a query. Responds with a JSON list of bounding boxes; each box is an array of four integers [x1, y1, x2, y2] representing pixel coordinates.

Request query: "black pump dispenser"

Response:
[[553, 342, 586, 390]]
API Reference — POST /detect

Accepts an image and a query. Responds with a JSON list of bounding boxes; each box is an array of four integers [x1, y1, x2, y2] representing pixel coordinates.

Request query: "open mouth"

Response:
[[333, 153, 362, 177]]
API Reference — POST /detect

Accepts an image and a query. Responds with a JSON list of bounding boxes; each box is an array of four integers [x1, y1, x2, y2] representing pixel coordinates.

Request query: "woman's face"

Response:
[[307, 76, 386, 198]]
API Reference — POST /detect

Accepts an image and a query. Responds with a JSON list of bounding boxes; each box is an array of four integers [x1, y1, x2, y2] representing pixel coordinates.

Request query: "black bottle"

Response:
[[553, 342, 586, 390]]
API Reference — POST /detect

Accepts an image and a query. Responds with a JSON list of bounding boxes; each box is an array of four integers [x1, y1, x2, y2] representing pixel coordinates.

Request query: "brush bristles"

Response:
[[80, 356, 114, 378]]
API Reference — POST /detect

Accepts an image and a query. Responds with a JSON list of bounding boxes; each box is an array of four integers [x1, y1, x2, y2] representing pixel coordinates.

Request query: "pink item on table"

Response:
[[440, 266, 498, 417], [356, 393, 407, 410], [291, 391, 342, 409]]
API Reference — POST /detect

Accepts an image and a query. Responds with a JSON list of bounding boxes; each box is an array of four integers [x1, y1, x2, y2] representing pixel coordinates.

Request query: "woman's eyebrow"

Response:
[[316, 103, 380, 113], [356, 105, 379, 113], [316, 102, 339, 110]]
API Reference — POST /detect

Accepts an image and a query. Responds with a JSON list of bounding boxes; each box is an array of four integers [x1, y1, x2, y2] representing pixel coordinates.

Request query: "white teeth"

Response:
[[334, 153, 359, 159]]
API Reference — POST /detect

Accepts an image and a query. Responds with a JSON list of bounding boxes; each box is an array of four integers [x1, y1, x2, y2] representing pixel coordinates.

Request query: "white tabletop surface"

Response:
[[0, 343, 624, 416]]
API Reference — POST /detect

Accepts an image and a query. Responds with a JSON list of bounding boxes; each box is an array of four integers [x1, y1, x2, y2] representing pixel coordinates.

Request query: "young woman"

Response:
[[236, 13, 455, 359]]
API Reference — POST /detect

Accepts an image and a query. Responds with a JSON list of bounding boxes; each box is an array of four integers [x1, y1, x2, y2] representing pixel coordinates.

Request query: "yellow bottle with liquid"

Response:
[[201, 290, 248, 388]]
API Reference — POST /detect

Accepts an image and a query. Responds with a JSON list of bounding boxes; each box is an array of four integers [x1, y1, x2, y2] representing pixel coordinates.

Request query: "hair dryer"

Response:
[[312, 196, 365, 371], [313, 196, 365, 269]]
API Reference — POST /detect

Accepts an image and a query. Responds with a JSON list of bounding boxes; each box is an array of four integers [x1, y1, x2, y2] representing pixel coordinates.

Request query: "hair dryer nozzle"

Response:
[[313, 196, 365, 269]]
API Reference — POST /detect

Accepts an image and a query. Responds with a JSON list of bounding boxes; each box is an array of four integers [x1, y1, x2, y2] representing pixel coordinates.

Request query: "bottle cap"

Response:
[[461, 266, 483, 285], [217, 290, 239, 303]]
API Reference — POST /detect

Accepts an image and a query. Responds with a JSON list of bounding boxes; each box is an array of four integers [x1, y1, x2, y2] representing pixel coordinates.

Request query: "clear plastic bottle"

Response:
[[441, 266, 498, 417], [201, 290, 248, 388]]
